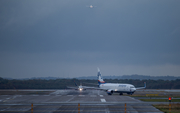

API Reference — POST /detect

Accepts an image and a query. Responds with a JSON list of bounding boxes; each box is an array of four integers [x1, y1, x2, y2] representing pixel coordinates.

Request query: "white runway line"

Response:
[[90, 95, 97, 97], [67, 95, 73, 96], [99, 95, 103, 97], [101, 99, 106, 102], [128, 97, 141, 102], [66, 96, 76, 102], [79, 95, 85, 97]]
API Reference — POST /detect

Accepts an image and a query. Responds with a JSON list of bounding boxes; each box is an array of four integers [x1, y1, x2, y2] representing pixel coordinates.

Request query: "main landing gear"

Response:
[[119, 93, 123, 95]]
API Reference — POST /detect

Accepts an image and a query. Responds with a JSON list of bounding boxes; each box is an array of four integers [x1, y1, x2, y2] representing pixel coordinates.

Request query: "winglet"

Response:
[[136, 82, 146, 89], [74, 81, 78, 86], [144, 82, 146, 88]]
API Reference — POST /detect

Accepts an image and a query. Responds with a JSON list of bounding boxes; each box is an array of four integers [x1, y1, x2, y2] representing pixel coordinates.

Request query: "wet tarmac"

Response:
[[0, 89, 165, 113]]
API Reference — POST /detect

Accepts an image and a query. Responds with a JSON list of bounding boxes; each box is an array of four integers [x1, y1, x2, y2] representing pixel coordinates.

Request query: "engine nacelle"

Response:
[[107, 89, 113, 95]]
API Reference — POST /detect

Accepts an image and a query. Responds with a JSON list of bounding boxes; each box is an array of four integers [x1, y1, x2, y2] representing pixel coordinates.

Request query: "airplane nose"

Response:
[[131, 88, 136, 92]]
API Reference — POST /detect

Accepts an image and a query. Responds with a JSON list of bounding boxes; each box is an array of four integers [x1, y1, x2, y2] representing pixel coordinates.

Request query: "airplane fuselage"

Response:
[[99, 83, 136, 94]]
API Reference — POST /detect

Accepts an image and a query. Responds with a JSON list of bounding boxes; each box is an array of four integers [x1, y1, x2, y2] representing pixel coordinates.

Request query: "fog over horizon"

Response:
[[0, 0, 180, 79]]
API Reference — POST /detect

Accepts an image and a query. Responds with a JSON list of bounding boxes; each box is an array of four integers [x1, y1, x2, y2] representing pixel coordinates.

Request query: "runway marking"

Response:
[[90, 95, 97, 97], [101, 99, 106, 102], [67, 95, 73, 96], [32, 95, 39, 96], [3, 99, 10, 102], [66, 96, 76, 102], [79, 95, 85, 97], [128, 96, 141, 102], [99, 95, 103, 97], [43, 95, 50, 96], [105, 108, 110, 113]]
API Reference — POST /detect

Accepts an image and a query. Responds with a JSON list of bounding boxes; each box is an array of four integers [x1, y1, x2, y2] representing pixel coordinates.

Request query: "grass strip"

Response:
[[153, 104, 180, 113]]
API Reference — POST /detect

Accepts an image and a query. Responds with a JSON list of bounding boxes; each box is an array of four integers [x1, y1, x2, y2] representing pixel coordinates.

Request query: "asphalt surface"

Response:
[[0, 89, 164, 113]]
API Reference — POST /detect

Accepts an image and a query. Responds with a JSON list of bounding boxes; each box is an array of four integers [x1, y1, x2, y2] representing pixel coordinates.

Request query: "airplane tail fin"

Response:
[[97, 68, 105, 85]]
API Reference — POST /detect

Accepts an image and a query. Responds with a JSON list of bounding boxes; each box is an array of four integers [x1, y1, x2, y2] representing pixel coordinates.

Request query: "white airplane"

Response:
[[67, 81, 93, 91], [86, 5, 96, 8], [97, 68, 146, 95]]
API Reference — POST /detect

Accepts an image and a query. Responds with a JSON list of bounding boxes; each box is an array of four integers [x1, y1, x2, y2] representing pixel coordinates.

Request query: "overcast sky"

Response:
[[0, 0, 180, 79]]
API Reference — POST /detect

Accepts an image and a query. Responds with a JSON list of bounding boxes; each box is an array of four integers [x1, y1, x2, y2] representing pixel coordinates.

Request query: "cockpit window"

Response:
[[130, 86, 135, 88]]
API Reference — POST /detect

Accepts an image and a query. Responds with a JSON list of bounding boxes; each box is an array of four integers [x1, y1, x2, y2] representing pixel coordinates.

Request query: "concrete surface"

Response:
[[0, 89, 165, 113]]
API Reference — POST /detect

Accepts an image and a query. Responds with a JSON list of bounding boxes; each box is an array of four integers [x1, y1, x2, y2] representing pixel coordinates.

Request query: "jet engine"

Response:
[[107, 89, 113, 95]]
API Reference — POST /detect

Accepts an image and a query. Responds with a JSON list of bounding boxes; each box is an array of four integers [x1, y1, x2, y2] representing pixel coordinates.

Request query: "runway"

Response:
[[0, 89, 163, 113]]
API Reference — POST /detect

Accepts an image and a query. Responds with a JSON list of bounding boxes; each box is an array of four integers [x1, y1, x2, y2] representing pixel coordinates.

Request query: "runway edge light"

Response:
[[168, 97, 171, 102]]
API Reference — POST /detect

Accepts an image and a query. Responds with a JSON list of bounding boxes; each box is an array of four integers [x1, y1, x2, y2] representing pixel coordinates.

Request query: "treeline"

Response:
[[0, 77, 180, 89]]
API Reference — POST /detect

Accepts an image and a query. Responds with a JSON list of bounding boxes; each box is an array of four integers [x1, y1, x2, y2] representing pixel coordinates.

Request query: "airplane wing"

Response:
[[136, 82, 146, 90], [66, 86, 78, 90], [82, 82, 98, 86], [81, 86, 98, 89], [66, 81, 79, 89], [87, 86, 107, 91], [67, 86, 97, 90]]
